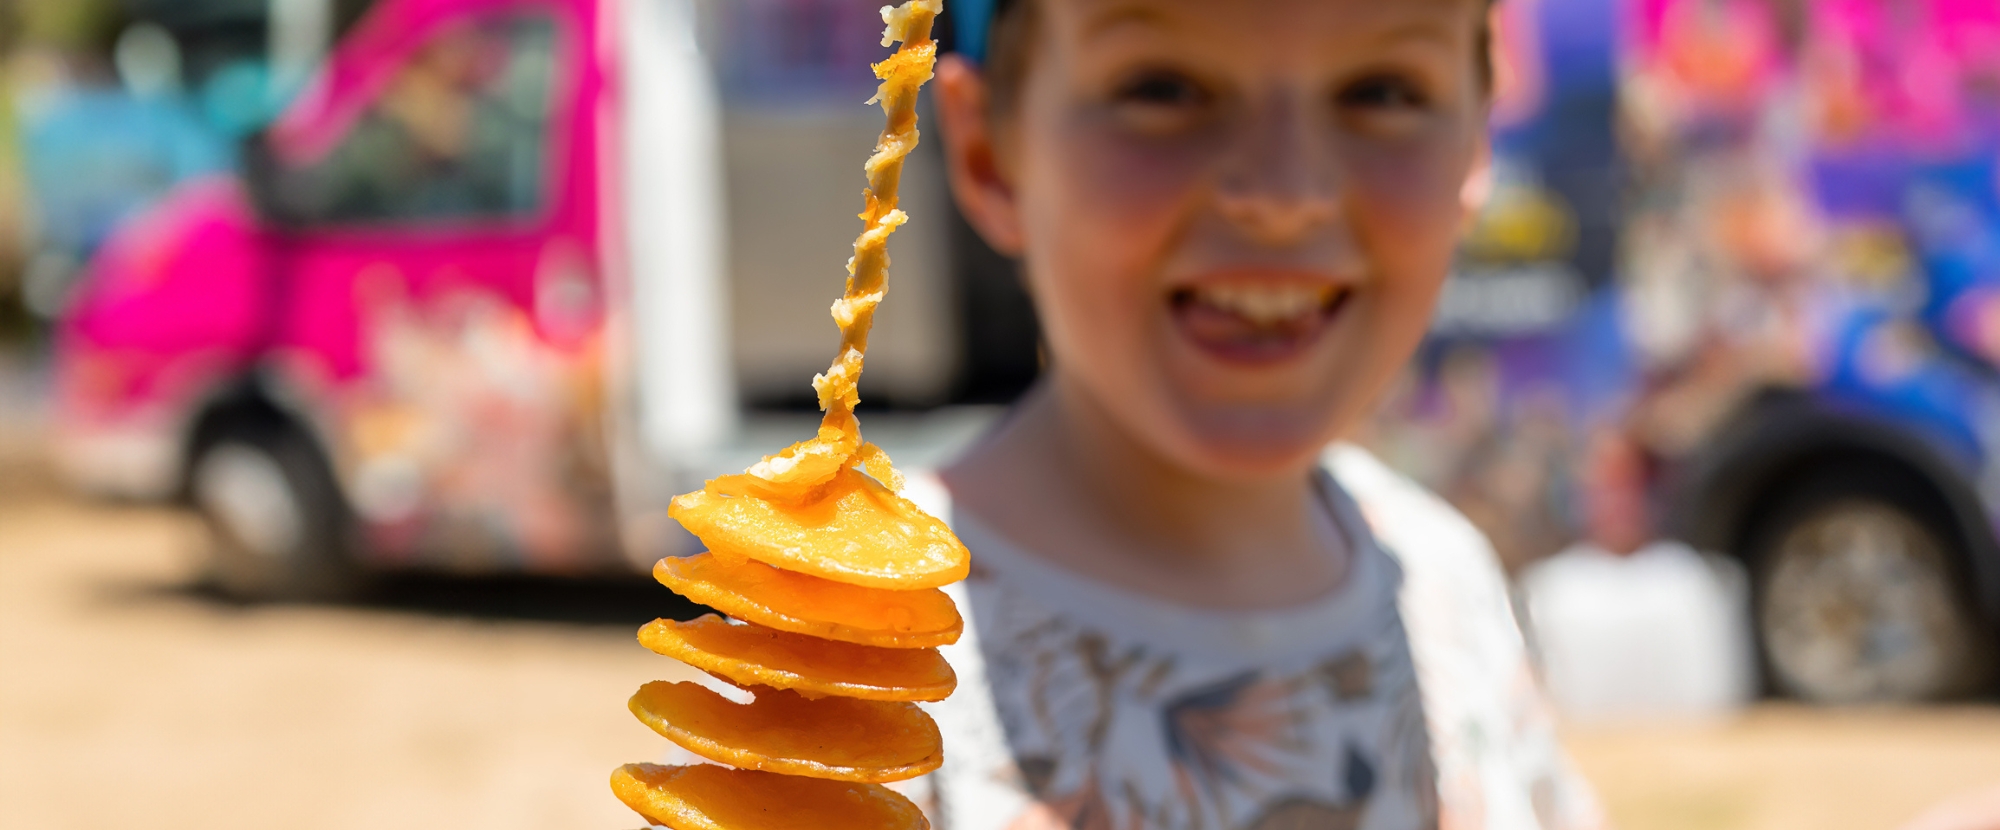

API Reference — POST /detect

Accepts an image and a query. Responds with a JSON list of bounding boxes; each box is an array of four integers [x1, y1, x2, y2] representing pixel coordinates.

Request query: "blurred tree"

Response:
[[0, 22, 20, 345], [16, 0, 129, 55]]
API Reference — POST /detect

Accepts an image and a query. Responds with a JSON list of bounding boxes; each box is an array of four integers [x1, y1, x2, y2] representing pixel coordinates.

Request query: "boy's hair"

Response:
[[972, 0, 1498, 121], [981, 0, 1039, 121]]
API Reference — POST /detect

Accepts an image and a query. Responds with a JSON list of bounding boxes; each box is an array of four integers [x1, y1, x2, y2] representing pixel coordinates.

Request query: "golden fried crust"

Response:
[[669, 467, 971, 591], [639, 616, 957, 701], [655, 553, 963, 648], [611, 763, 931, 830], [629, 681, 943, 783]]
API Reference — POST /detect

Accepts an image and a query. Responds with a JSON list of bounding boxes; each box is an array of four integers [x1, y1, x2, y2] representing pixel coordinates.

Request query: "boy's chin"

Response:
[[1165, 408, 1340, 482]]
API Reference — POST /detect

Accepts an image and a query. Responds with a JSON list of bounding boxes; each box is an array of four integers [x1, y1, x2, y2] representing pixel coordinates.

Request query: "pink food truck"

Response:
[[48, 0, 854, 599]]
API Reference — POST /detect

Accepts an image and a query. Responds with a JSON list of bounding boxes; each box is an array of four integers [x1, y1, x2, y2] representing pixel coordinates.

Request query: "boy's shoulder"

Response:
[[1328, 445, 1608, 830], [1322, 442, 1506, 585], [1321, 441, 1518, 649]]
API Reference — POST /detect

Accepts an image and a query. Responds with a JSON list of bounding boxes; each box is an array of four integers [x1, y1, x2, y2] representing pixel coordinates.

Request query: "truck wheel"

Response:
[[1747, 470, 1990, 703], [188, 423, 359, 602]]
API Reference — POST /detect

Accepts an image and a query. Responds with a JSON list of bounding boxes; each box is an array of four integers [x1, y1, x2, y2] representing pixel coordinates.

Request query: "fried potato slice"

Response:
[[639, 616, 955, 701], [629, 681, 942, 783], [612, 763, 930, 830], [654, 553, 962, 648], [670, 467, 969, 591], [704, 411, 861, 502]]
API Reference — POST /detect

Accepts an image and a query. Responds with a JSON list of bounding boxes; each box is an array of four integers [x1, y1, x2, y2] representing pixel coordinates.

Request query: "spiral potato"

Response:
[[612, 3, 959, 828]]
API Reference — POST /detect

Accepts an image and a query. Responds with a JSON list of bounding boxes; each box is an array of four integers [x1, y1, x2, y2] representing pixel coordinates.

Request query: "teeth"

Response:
[[1193, 284, 1334, 325]]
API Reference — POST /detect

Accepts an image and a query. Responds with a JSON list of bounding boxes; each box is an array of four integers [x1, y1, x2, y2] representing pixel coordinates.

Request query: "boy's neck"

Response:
[[943, 378, 1352, 610]]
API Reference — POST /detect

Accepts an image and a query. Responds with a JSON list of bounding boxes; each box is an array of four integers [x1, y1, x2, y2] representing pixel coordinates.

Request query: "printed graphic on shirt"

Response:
[[926, 494, 1441, 830], [647, 453, 1603, 830]]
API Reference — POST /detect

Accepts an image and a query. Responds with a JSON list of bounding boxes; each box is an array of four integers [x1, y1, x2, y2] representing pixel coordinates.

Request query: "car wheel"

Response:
[[189, 423, 358, 601], [1748, 472, 1990, 703]]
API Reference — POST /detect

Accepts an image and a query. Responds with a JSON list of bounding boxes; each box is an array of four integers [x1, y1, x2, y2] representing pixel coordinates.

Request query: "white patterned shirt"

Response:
[[894, 445, 1605, 830]]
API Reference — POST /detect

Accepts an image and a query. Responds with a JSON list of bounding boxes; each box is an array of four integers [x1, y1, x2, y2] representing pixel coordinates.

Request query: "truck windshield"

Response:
[[264, 13, 558, 227]]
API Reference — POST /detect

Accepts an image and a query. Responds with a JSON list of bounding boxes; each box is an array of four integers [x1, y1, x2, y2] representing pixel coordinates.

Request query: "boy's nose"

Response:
[[1214, 92, 1341, 247]]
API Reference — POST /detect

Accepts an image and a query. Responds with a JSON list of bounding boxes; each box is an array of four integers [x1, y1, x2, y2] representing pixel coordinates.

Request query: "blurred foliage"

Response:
[[11, 0, 129, 52], [0, 0, 134, 345]]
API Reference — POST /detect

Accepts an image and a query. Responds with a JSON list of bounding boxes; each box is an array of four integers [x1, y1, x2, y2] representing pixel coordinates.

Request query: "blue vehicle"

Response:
[[1356, 0, 2000, 704]]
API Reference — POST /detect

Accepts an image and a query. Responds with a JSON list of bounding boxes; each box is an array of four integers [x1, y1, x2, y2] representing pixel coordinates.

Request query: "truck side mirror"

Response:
[[241, 131, 307, 228]]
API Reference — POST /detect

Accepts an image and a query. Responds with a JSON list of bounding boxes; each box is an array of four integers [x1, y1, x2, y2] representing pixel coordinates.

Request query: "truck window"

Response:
[[268, 14, 558, 226]]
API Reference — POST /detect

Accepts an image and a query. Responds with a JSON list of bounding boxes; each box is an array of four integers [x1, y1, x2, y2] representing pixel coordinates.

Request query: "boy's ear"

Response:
[[1459, 133, 1494, 226], [936, 55, 1026, 257]]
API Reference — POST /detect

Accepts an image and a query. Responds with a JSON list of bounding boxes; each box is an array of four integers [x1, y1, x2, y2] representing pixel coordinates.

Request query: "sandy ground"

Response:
[[5, 461, 2000, 830], [0, 466, 701, 830], [1567, 708, 2000, 830]]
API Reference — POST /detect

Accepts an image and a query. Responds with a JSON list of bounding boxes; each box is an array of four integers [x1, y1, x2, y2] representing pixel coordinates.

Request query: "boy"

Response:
[[903, 0, 1607, 827]]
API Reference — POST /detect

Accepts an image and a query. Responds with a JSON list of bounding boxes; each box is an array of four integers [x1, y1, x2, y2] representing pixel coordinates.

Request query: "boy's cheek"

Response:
[[1043, 115, 1217, 224], [1022, 253, 1154, 405], [1340, 122, 1482, 203], [1016, 175, 1194, 306], [1345, 151, 1475, 263], [1345, 147, 1472, 222]]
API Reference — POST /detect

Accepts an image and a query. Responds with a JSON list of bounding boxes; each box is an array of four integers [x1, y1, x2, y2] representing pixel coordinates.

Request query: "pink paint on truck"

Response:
[[52, 0, 732, 597]]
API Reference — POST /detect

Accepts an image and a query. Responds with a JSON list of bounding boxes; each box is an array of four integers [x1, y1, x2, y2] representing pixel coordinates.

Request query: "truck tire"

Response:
[[1745, 467, 1991, 703], [188, 421, 360, 602]]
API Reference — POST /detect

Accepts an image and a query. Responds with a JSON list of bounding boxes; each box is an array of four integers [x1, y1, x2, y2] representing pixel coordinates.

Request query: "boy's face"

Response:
[[941, 0, 1493, 480]]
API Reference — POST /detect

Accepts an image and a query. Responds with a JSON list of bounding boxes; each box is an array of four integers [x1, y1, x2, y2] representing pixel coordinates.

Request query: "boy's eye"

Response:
[[1107, 68, 1214, 133], [1117, 71, 1206, 107], [1336, 74, 1430, 111], [1334, 72, 1434, 137]]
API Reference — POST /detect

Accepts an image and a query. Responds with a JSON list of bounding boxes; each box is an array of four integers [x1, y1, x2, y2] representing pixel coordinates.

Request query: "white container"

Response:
[[1518, 540, 1757, 721]]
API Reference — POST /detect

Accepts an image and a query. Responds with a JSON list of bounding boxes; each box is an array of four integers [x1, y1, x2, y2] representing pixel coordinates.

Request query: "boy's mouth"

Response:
[[1166, 278, 1355, 366]]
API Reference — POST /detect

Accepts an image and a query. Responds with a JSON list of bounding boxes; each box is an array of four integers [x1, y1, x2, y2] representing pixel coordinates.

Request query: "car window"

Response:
[[270, 14, 558, 226]]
